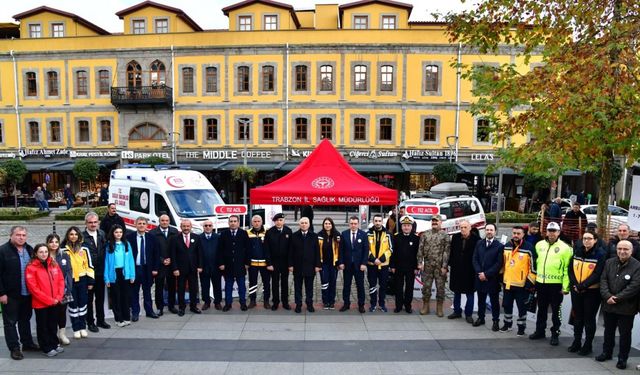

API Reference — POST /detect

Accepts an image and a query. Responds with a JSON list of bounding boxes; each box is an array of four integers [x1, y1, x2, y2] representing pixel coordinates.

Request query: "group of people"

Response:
[[1, 205, 640, 370], [31, 182, 109, 211]]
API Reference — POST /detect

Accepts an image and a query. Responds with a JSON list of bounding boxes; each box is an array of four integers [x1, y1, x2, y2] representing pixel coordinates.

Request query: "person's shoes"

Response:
[[578, 343, 592, 356], [499, 323, 512, 332], [264, 302, 271, 310], [420, 300, 430, 315], [358, 305, 366, 314], [529, 331, 546, 340], [516, 326, 526, 337], [131, 316, 139, 322], [190, 307, 202, 314], [55, 345, 64, 353], [282, 303, 291, 311], [472, 318, 485, 327], [394, 307, 402, 313], [240, 304, 248, 311], [58, 328, 70, 345], [567, 339, 582, 353], [329, 303, 335, 310], [447, 312, 462, 319], [123, 320, 131, 326], [492, 321, 500, 332], [368, 306, 376, 313], [595, 353, 612, 362], [436, 301, 444, 317], [616, 359, 627, 370], [80, 329, 88, 338], [73, 331, 81, 339], [380, 306, 388, 313], [248, 300, 257, 309], [116, 321, 126, 327], [168, 307, 179, 314], [22, 343, 40, 351], [87, 323, 99, 333], [201, 302, 211, 311], [214, 303, 222, 311], [340, 304, 350, 312], [146, 313, 159, 319], [178, 309, 185, 316], [307, 305, 315, 313], [295, 304, 302, 313], [44, 349, 58, 357], [405, 307, 413, 314], [271, 304, 279, 311], [223, 304, 232, 312], [10, 349, 23, 360], [97, 321, 111, 329], [550, 333, 559, 346], [157, 309, 164, 316], [466, 316, 474, 324]]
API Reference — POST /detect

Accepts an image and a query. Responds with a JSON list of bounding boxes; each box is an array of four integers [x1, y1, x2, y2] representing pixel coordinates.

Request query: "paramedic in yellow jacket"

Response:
[[63, 226, 95, 339], [367, 214, 393, 312], [500, 225, 536, 337], [318, 217, 341, 310]]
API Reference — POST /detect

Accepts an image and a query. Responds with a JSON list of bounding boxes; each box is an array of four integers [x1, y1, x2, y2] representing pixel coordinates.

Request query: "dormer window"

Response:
[[239, 15, 252, 31], [51, 23, 64, 37], [264, 15, 278, 30], [132, 19, 145, 34], [382, 15, 396, 29], [155, 19, 168, 33], [353, 15, 368, 29], [29, 24, 41, 38]]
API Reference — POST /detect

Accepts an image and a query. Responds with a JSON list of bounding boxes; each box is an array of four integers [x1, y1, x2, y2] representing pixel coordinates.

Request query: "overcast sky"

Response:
[[2, 0, 477, 32]]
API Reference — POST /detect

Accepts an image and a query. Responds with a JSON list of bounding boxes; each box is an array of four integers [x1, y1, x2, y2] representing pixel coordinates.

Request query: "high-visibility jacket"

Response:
[[65, 245, 95, 282], [247, 227, 268, 267], [535, 238, 572, 292], [367, 228, 392, 268], [318, 236, 339, 266], [25, 257, 64, 309], [501, 240, 536, 290], [569, 244, 607, 290]]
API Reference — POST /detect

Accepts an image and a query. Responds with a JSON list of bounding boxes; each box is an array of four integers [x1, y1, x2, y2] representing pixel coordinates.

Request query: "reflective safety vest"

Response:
[[501, 240, 536, 290], [247, 227, 268, 267], [318, 236, 339, 266], [367, 229, 392, 269], [535, 239, 572, 292]]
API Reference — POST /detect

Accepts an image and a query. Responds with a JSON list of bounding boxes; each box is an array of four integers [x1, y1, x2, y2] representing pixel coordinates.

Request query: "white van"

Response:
[[400, 195, 487, 237], [109, 166, 228, 234]]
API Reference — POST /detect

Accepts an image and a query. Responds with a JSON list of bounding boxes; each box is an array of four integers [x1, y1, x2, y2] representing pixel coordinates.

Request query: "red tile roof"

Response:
[[13, 6, 110, 35]]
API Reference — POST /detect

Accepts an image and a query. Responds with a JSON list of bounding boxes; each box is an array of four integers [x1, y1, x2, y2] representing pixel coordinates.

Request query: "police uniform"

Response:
[[417, 215, 450, 315], [247, 226, 271, 309], [390, 216, 419, 313], [501, 238, 536, 334], [367, 226, 393, 311]]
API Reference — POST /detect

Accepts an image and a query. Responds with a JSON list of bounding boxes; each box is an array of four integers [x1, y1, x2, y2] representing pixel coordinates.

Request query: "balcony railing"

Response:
[[111, 85, 172, 108]]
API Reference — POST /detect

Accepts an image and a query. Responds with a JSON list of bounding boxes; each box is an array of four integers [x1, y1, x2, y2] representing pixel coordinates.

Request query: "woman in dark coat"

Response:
[[448, 220, 480, 322]]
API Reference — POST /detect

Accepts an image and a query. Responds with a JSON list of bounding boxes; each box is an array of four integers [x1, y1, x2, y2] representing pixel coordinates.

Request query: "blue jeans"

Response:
[[453, 292, 475, 317], [224, 274, 246, 305], [66, 198, 73, 210], [320, 264, 337, 305]]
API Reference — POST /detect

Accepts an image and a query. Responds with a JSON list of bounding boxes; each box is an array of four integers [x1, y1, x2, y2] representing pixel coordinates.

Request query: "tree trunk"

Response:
[[12, 183, 17, 213], [596, 155, 613, 238]]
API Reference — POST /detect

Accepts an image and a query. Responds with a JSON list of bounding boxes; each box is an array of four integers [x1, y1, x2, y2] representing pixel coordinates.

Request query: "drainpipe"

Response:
[[10, 50, 22, 157], [171, 45, 176, 164], [284, 43, 289, 160], [454, 42, 462, 162]]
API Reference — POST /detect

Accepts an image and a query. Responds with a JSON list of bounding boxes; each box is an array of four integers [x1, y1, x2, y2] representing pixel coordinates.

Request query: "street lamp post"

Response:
[[168, 131, 180, 165], [446, 136, 458, 163]]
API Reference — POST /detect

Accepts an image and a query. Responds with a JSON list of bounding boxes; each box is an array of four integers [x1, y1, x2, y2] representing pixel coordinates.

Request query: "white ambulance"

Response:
[[109, 166, 228, 233]]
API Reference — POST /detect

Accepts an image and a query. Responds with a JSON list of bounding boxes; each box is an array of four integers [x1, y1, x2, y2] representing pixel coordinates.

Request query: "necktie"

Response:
[[303, 232, 307, 238], [232, 230, 236, 237], [352, 232, 356, 245], [185, 234, 190, 248], [206, 234, 210, 240], [487, 240, 492, 247], [140, 235, 145, 265], [163, 230, 167, 238]]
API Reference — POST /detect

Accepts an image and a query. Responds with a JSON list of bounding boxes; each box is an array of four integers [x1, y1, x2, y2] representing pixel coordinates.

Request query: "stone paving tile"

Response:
[[225, 362, 304, 375], [364, 322, 428, 331], [174, 330, 242, 340], [146, 360, 229, 375], [246, 314, 306, 323], [524, 358, 618, 372], [304, 362, 382, 375], [304, 322, 367, 332], [110, 328, 180, 339], [445, 349, 521, 362], [243, 322, 306, 332], [452, 359, 534, 374], [367, 330, 434, 341], [239, 331, 306, 341], [304, 331, 370, 341], [65, 359, 155, 373], [304, 315, 365, 323], [379, 361, 459, 374], [181, 322, 246, 331]]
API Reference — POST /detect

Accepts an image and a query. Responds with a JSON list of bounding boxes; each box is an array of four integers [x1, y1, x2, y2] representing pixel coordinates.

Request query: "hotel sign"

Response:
[[401, 149, 456, 161]]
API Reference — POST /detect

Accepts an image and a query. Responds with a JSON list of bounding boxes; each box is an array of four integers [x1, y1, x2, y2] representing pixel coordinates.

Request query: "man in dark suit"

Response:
[[472, 223, 504, 331], [169, 219, 203, 316], [339, 216, 370, 313], [82, 211, 109, 332], [126, 217, 160, 321], [264, 213, 292, 311], [199, 220, 221, 311], [390, 216, 420, 313], [149, 214, 179, 315], [288, 217, 321, 313], [217, 215, 250, 312]]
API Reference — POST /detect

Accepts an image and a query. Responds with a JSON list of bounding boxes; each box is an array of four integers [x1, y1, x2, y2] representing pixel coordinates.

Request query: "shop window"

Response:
[[98, 70, 110, 95], [354, 65, 367, 91], [237, 66, 250, 92], [100, 120, 112, 142], [295, 65, 307, 91], [262, 117, 274, 140], [320, 65, 333, 91], [26, 72, 38, 97], [206, 67, 218, 93], [183, 119, 195, 141], [320, 117, 332, 140], [262, 65, 274, 92], [78, 120, 90, 142], [150, 60, 166, 86], [206, 118, 218, 141], [76, 70, 88, 96], [50, 121, 61, 143], [127, 61, 142, 88], [379, 117, 392, 141], [295, 118, 307, 140], [182, 67, 194, 93], [354, 117, 366, 141], [425, 65, 439, 92], [130, 188, 150, 213], [47, 71, 59, 96], [29, 121, 40, 143]]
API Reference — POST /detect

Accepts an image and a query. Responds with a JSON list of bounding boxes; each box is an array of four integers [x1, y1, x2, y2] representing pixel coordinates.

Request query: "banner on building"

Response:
[[628, 176, 640, 232]]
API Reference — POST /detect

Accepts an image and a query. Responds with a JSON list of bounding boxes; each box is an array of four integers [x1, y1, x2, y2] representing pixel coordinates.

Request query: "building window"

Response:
[[98, 70, 110, 95], [262, 117, 274, 140], [425, 65, 439, 92], [264, 15, 278, 30], [47, 71, 59, 96], [238, 118, 250, 141], [205, 67, 218, 93], [133, 20, 145, 34], [150, 60, 166, 86], [182, 67, 194, 93], [206, 118, 218, 141], [0, 124, 4, 143], [129, 122, 165, 140], [29, 24, 41, 38], [155, 18, 168, 33], [29, 121, 40, 143], [78, 120, 90, 142], [295, 65, 307, 91], [379, 117, 392, 141], [320, 117, 332, 140], [262, 65, 274, 92], [100, 120, 111, 142], [239, 16, 252, 31], [26, 72, 38, 97], [50, 121, 61, 143], [381, 15, 396, 29], [320, 65, 333, 91], [353, 16, 368, 29], [51, 23, 64, 37], [476, 119, 491, 143], [76, 70, 88, 96], [295, 118, 307, 140], [380, 65, 393, 91], [127, 61, 142, 88], [423, 118, 437, 142], [183, 119, 195, 141], [354, 117, 366, 141], [354, 65, 367, 91], [237, 66, 250, 92]]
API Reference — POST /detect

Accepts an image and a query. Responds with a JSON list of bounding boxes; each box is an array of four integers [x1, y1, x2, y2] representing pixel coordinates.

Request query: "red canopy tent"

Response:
[[250, 139, 397, 205]]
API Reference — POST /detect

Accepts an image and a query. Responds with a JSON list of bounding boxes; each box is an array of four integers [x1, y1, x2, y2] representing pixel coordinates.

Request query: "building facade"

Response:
[[0, 0, 539, 206]]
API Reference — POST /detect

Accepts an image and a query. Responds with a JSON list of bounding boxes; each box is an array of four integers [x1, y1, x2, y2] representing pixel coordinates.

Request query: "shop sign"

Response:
[[185, 150, 272, 160], [0, 152, 16, 159], [121, 150, 170, 160], [348, 150, 399, 159], [471, 153, 495, 161], [70, 150, 119, 158], [18, 148, 69, 158], [401, 149, 456, 161], [290, 149, 312, 158]]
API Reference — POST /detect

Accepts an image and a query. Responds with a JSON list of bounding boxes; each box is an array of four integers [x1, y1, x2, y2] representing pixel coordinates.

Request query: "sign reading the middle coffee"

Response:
[[184, 150, 272, 160]]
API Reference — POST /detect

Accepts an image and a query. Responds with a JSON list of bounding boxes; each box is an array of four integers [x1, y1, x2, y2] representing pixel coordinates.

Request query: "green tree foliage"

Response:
[[140, 156, 169, 167], [73, 159, 100, 206], [2, 159, 27, 211], [432, 163, 457, 183], [446, 0, 640, 235], [232, 165, 257, 184]]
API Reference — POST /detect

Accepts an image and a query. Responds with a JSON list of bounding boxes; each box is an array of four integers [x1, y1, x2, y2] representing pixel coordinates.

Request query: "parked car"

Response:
[[399, 195, 486, 237], [581, 204, 628, 225]]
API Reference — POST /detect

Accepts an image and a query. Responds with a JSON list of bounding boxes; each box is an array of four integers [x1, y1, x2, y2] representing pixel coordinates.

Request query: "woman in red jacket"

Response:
[[25, 243, 65, 357]]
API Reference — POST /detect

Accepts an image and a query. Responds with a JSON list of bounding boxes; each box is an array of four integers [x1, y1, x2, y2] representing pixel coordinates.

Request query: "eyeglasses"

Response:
[[203, 224, 213, 227], [582, 237, 594, 240]]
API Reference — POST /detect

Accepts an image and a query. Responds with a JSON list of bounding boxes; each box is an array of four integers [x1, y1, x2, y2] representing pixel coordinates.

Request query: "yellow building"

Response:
[[0, 0, 534, 203]]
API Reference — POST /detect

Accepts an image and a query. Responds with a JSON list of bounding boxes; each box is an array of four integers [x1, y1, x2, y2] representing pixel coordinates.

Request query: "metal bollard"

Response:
[[52, 221, 56, 234]]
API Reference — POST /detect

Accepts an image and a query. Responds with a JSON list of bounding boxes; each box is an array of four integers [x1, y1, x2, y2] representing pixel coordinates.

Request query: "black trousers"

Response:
[[570, 288, 601, 342], [602, 312, 635, 361], [200, 268, 222, 305], [86, 274, 106, 325], [167, 273, 178, 309], [177, 271, 199, 310], [249, 266, 271, 302], [343, 263, 365, 306], [155, 265, 171, 310], [1, 295, 35, 351], [56, 304, 67, 329], [535, 283, 564, 334], [109, 268, 131, 322], [35, 306, 59, 353], [271, 266, 289, 305], [294, 274, 314, 306], [394, 271, 414, 309], [477, 289, 501, 321]]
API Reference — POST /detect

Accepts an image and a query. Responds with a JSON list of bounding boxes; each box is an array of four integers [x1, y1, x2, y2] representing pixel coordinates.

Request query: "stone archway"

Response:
[[129, 122, 166, 141]]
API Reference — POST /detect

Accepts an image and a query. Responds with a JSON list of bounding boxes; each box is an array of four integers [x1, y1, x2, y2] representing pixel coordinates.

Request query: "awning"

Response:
[[49, 160, 119, 171], [351, 163, 405, 173], [24, 162, 57, 171], [214, 162, 280, 172]]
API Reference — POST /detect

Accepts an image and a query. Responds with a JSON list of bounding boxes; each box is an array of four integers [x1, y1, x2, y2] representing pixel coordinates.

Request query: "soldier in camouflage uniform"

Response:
[[417, 214, 451, 317]]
